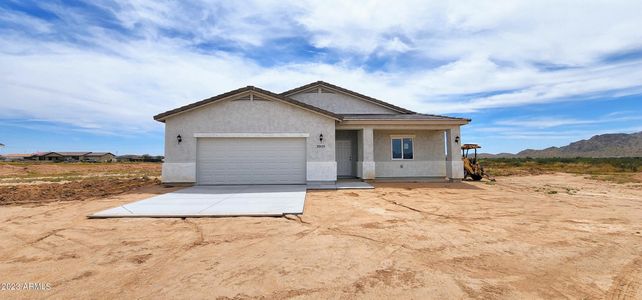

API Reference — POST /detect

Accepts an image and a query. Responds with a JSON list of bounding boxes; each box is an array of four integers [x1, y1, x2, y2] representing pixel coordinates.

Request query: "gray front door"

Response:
[[336, 139, 354, 177]]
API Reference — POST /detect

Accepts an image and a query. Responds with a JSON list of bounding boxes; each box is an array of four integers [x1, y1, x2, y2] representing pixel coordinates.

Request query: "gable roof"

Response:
[[32, 152, 63, 157], [154, 86, 342, 122], [85, 152, 114, 157], [58, 152, 91, 156], [280, 81, 415, 114]]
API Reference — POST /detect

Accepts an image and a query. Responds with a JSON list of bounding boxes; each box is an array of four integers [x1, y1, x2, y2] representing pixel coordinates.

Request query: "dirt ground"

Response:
[[0, 162, 160, 176], [0, 177, 160, 206], [0, 162, 160, 184], [0, 173, 641, 299]]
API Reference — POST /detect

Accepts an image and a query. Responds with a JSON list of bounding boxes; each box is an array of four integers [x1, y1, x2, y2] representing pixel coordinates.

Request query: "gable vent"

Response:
[[232, 95, 251, 101], [301, 87, 335, 94], [253, 95, 270, 101], [232, 94, 270, 101]]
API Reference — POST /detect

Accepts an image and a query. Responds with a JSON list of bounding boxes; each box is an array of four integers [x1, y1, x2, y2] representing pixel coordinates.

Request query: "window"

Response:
[[391, 137, 413, 160]]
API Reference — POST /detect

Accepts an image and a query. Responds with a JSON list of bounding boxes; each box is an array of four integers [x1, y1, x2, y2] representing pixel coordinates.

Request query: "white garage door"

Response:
[[196, 138, 306, 185]]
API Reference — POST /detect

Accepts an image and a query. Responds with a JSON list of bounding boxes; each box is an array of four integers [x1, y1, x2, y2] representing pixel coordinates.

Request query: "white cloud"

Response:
[[494, 112, 642, 129], [495, 118, 598, 129], [1, 0, 642, 134]]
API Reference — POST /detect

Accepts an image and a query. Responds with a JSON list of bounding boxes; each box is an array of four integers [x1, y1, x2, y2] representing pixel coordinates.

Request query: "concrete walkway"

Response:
[[90, 185, 306, 218]]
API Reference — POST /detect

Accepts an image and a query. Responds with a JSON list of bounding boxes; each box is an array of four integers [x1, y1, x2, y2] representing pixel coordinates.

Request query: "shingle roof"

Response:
[[58, 152, 91, 156], [84, 152, 114, 157], [280, 81, 416, 114], [154, 86, 343, 122], [153, 82, 471, 124], [340, 114, 471, 122], [32, 152, 62, 156]]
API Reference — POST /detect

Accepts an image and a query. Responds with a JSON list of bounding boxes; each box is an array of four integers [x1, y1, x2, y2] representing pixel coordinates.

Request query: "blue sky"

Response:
[[1, 1, 642, 155]]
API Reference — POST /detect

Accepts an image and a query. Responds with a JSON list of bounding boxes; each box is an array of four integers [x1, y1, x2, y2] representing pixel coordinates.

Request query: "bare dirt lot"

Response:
[[0, 162, 161, 205], [1, 173, 641, 299], [0, 162, 160, 184]]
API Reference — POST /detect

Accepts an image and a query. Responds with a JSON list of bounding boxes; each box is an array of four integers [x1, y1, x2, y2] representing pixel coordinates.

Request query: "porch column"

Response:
[[446, 127, 464, 180], [361, 127, 376, 179]]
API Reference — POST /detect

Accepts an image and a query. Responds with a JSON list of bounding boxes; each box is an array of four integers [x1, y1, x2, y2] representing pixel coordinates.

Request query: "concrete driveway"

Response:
[[90, 185, 306, 218]]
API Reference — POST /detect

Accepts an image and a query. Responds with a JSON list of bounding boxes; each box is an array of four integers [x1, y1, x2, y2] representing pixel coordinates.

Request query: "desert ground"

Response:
[[0, 163, 641, 299]]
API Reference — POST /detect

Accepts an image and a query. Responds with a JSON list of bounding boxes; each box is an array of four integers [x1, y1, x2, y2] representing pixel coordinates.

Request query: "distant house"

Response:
[[1, 153, 32, 161], [58, 152, 92, 161], [31, 152, 65, 161], [117, 154, 164, 162], [82, 152, 116, 162], [9, 151, 117, 162], [117, 155, 144, 162]]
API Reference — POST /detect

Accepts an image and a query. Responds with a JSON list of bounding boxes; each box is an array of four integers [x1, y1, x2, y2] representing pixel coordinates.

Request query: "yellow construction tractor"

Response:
[[461, 144, 485, 181]]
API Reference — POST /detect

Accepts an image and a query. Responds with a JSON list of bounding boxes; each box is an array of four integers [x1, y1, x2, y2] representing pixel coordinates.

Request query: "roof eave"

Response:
[[340, 119, 471, 125], [153, 86, 342, 123]]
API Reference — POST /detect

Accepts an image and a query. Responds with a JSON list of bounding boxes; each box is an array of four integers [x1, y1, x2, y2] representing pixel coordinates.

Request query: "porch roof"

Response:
[[339, 114, 470, 122]]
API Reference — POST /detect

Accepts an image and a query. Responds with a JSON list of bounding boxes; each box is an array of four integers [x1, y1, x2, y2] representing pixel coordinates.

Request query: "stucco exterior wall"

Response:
[[162, 97, 337, 183], [373, 130, 447, 177], [446, 126, 464, 179], [290, 92, 398, 114]]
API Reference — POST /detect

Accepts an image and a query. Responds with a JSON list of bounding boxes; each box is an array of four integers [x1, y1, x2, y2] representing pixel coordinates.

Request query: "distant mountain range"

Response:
[[480, 131, 642, 158]]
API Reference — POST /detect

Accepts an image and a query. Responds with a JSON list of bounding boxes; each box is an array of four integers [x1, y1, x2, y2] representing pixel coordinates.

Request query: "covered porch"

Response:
[[335, 115, 468, 181]]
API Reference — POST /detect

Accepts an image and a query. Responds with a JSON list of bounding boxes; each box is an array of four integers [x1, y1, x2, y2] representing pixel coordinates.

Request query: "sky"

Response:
[[1, 0, 642, 155]]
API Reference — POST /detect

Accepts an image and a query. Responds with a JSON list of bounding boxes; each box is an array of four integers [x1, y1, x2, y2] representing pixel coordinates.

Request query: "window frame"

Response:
[[390, 135, 415, 160]]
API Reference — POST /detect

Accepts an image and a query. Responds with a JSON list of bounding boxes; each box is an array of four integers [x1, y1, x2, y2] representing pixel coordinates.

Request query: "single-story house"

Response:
[[117, 155, 164, 162], [58, 152, 93, 161], [154, 81, 469, 184], [1, 153, 32, 161], [82, 152, 117, 162], [25, 152, 116, 162], [30, 152, 65, 161]]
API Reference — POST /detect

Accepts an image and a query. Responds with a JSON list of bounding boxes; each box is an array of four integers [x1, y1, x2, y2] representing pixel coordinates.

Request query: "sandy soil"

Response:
[[0, 162, 160, 180], [0, 177, 160, 206], [0, 173, 641, 299]]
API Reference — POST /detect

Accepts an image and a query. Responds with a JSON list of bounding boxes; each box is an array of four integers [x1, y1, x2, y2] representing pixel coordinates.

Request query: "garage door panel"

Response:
[[196, 138, 306, 185]]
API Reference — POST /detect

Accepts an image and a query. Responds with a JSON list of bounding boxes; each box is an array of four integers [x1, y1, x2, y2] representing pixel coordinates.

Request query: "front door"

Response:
[[336, 139, 354, 177]]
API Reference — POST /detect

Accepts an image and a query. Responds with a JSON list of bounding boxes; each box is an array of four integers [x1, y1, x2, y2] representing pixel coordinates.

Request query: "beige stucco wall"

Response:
[[290, 92, 398, 114], [373, 130, 447, 177], [162, 96, 337, 182]]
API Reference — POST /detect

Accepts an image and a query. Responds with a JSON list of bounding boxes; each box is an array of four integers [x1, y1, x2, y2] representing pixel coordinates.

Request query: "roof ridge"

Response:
[[280, 81, 416, 114]]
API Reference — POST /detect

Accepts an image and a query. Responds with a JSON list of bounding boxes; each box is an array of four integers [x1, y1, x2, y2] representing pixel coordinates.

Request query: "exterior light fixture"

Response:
[[177, 134, 182, 144], [319, 133, 324, 143], [455, 136, 460, 144]]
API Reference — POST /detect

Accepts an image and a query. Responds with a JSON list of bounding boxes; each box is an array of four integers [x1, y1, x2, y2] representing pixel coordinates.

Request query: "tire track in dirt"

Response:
[[379, 194, 453, 219], [605, 256, 642, 300]]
